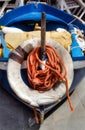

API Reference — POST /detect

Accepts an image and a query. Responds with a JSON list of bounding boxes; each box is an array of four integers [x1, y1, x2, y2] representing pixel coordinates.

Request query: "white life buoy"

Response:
[[7, 38, 74, 107]]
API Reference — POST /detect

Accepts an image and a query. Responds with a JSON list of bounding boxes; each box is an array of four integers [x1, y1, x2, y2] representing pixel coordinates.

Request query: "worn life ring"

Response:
[[7, 38, 74, 107]]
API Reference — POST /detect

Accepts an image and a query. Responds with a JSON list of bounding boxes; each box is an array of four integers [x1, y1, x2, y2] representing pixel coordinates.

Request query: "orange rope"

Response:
[[26, 45, 74, 122], [34, 107, 39, 124]]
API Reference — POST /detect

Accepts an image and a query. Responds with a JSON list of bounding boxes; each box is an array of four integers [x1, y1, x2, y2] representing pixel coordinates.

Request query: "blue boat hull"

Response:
[[0, 2, 85, 32], [0, 2, 85, 113]]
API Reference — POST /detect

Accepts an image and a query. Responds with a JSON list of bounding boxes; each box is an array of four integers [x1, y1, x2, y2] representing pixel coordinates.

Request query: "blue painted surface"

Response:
[[0, 2, 85, 30], [69, 24, 85, 60]]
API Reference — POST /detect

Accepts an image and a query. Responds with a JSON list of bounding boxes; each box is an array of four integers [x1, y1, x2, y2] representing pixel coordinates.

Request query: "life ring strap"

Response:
[[9, 46, 29, 64], [15, 46, 28, 58], [9, 52, 24, 64]]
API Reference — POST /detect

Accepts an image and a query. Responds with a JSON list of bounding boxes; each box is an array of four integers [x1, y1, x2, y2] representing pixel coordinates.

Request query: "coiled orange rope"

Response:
[[26, 45, 74, 122]]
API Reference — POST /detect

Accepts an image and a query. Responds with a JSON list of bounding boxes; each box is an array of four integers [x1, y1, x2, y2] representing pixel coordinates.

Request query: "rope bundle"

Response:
[[26, 45, 74, 111]]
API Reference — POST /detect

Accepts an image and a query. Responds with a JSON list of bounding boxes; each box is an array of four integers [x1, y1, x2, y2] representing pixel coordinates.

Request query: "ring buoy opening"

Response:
[[7, 38, 74, 107]]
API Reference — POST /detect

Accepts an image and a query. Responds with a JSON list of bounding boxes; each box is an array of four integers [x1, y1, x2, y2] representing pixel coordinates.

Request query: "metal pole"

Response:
[[41, 12, 46, 55]]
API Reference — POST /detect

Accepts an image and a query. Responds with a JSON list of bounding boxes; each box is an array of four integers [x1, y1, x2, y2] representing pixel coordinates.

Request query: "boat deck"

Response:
[[0, 68, 85, 130]]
